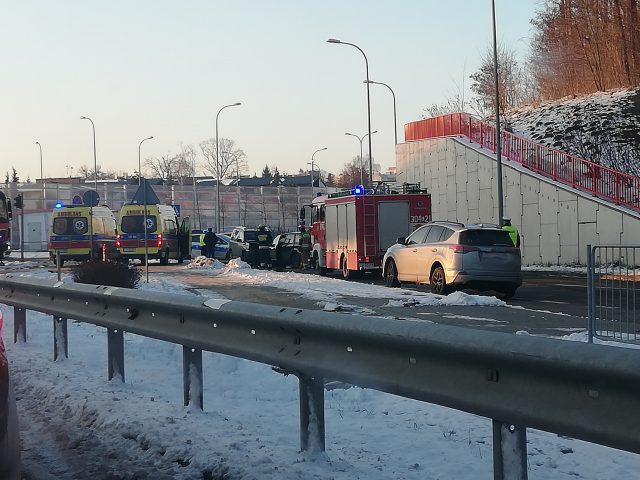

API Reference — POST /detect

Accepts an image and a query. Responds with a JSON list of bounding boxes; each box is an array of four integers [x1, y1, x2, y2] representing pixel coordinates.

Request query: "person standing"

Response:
[[203, 227, 219, 259], [257, 224, 272, 268], [199, 231, 208, 258], [299, 224, 311, 269], [502, 216, 520, 248]]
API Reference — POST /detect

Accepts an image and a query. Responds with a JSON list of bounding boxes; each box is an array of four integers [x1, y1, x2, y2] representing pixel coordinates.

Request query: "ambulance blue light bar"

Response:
[[54, 202, 64, 209]]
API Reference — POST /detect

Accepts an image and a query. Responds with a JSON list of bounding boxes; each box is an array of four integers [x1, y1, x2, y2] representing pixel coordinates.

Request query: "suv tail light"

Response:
[[450, 245, 479, 253], [157, 234, 163, 247], [116, 234, 121, 248]]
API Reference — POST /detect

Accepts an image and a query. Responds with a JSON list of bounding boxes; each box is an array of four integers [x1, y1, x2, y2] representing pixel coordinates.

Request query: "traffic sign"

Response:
[[173, 204, 181, 216], [82, 190, 100, 207]]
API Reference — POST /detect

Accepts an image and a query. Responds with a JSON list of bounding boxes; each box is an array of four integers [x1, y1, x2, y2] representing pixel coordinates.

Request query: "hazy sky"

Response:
[[1, 0, 539, 181]]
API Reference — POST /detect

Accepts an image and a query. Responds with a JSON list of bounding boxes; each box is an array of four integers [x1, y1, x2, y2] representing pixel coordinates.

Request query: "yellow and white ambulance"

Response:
[[116, 203, 191, 265], [48, 204, 119, 266]]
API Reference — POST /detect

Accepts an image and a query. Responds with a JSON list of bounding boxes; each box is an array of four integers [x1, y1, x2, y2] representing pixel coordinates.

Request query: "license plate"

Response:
[[123, 248, 136, 252], [359, 262, 376, 269]]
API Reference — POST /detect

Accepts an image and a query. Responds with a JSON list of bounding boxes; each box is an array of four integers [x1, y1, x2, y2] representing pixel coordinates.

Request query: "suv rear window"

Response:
[[459, 230, 513, 247]]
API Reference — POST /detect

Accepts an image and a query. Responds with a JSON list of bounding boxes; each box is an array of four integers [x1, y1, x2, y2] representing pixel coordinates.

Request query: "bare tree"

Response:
[[199, 138, 248, 180], [145, 153, 179, 183], [336, 157, 370, 188]]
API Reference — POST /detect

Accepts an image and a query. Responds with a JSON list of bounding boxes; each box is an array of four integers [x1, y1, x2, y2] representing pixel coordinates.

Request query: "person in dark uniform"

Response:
[[203, 228, 219, 259], [257, 224, 272, 268]]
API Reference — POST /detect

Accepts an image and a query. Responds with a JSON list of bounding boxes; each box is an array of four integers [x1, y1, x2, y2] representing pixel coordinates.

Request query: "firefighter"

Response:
[[199, 231, 208, 258], [299, 224, 311, 269], [502, 216, 520, 248], [257, 224, 272, 268]]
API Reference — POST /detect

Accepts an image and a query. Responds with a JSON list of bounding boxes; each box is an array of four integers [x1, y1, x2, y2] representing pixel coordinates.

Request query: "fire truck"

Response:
[[303, 187, 431, 278]]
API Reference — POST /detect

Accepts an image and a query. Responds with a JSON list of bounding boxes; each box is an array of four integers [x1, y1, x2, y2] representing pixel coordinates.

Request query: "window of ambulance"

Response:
[[163, 219, 177, 235], [53, 217, 88, 235], [121, 215, 157, 233]]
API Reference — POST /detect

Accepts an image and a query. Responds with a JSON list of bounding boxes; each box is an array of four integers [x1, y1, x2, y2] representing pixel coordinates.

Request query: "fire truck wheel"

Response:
[[385, 259, 401, 287], [342, 257, 360, 279]]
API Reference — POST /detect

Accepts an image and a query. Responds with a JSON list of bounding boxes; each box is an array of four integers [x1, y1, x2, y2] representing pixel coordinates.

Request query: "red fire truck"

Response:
[[304, 189, 431, 278], [0, 192, 12, 259]]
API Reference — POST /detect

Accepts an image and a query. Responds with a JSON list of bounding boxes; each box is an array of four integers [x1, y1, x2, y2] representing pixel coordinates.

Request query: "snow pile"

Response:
[[0, 260, 43, 270], [438, 291, 506, 306], [186, 256, 225, 270], [225, 258, 251, 270]]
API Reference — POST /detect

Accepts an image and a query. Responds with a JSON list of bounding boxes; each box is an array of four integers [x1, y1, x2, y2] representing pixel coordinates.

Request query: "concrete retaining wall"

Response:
[[396, 137, 640, 266]]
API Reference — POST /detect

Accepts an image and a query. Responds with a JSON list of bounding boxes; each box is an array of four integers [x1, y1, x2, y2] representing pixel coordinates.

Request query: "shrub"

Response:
[[72, 261, 142, 288]]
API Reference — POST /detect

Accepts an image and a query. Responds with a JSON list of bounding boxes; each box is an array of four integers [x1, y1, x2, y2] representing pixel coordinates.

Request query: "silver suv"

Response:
[[382, 221, 522, 298]]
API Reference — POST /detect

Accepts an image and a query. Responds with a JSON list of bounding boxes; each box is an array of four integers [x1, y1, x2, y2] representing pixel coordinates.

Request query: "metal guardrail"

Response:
[[587, 244, 640, 344], [404, 113, 640, 213], [1, 275, 640, 479]]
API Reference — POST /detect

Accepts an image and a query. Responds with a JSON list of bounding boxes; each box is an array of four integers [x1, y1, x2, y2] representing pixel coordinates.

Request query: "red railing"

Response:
[[405, 113, 640, 213]]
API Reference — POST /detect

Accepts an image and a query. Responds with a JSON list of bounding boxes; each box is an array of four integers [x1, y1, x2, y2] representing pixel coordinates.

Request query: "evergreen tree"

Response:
[[262, 165, 273, 178], [10, 167, 19, 183]]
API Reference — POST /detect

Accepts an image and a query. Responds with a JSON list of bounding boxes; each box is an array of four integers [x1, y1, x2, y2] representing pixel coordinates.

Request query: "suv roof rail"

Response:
[[433, 220, 465, 227]]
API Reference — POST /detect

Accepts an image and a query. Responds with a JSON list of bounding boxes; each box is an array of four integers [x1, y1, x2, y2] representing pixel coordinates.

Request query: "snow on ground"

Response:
[[2, 271, 639, 479], [185, 262, 507, 307]]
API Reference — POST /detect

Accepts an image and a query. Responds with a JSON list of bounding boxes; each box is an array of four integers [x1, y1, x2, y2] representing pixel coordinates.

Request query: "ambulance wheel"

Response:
[[159, 249, 169, 266], [139, 258, 146, 266]]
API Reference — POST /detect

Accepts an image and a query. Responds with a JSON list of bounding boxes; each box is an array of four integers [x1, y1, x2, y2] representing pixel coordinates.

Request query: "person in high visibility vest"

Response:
[[257, 224, 273, 268], [199, 232, 208, 258], [502, 216, 520, 248]]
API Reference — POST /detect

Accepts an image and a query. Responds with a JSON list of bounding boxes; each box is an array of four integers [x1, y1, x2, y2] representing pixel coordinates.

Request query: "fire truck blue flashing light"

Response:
[[54, 202, 64, 209], [352, 185, 364, 195]]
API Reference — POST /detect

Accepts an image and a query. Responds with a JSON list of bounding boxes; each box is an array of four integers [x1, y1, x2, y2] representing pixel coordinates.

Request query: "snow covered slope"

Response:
[[507, 89, 640, 176]]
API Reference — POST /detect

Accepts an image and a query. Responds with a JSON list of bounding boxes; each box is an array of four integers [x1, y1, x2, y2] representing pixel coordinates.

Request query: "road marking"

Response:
[[539, 300, 568, 305], [551, 283, 583, 287]]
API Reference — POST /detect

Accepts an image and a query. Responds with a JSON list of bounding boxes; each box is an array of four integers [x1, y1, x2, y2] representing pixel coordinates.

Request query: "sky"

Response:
[[1, 0, 539, 182], [2, 262, 639, 478]]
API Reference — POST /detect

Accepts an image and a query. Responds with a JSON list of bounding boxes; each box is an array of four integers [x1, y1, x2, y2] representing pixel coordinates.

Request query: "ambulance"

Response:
[[48, 204, 119, 266], [116, 203, 191, 265]]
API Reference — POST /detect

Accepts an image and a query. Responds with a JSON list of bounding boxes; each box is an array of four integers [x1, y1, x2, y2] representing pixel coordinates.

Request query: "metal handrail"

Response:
[[1, 275, 639, 473], [404, 113, 640, 213]]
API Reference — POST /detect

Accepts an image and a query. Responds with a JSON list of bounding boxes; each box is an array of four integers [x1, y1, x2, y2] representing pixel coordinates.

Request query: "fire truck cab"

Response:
[[304, 188, 431, 279]]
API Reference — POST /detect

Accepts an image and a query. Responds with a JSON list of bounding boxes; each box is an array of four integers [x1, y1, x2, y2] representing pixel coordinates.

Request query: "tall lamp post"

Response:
[[309, 147, 327, 197], [138, 136, 154, 282], [35, 141, 43, 179], [345, 130, 377, 186], [215, 102, 241, 232], [138, 136, 153, 186], [491, 0, 504, 226], [327, 38, 373, 188], [80, 116, 97, 260], [364, 80, 397, 145]]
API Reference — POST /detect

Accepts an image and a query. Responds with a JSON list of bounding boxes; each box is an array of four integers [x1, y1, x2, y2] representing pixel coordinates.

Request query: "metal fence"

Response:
[[1, 275, 640, 479], [404, 113, 640, 213], [587, 244, 640, 344]]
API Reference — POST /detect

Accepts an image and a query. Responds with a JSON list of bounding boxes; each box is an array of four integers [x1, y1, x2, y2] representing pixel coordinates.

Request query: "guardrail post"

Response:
[[182, 346, 203, 410], [298, 373, 325, 453], [13, 307, 26, 343], [492, 420, 528, 480], [107, 328, 125, 382], [53, 316, 68, 361]]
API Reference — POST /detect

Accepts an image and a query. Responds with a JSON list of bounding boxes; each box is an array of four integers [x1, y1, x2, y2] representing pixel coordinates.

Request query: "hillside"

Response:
[[506, 89, 640, 176]]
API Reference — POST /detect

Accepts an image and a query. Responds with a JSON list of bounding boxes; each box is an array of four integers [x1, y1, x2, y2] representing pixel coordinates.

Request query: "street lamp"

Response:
[[35, 141, 43, 180], [327, 38, 373, 188], [80, 116, 97, 260], [138, 136, 154, 282], [308, 147, 327, 197], [215, 102, 241, 232], [345, 131, 377, 186], [364, 80, 397, 145], [138, 136, 153, 186], [491, 0, 505, 225]]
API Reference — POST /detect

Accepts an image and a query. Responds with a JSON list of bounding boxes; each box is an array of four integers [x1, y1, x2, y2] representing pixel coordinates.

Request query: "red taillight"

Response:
[[450, 245, 479, 253], [364, 256, 370, 262], [116, 234, 121, 248], [157, 234, 162, 247], [0, 311, 3, 333]]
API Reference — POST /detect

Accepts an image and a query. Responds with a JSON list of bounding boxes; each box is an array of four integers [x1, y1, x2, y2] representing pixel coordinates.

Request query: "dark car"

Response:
[[270, 232, 303, 269], [0, 311, 20, 479]]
